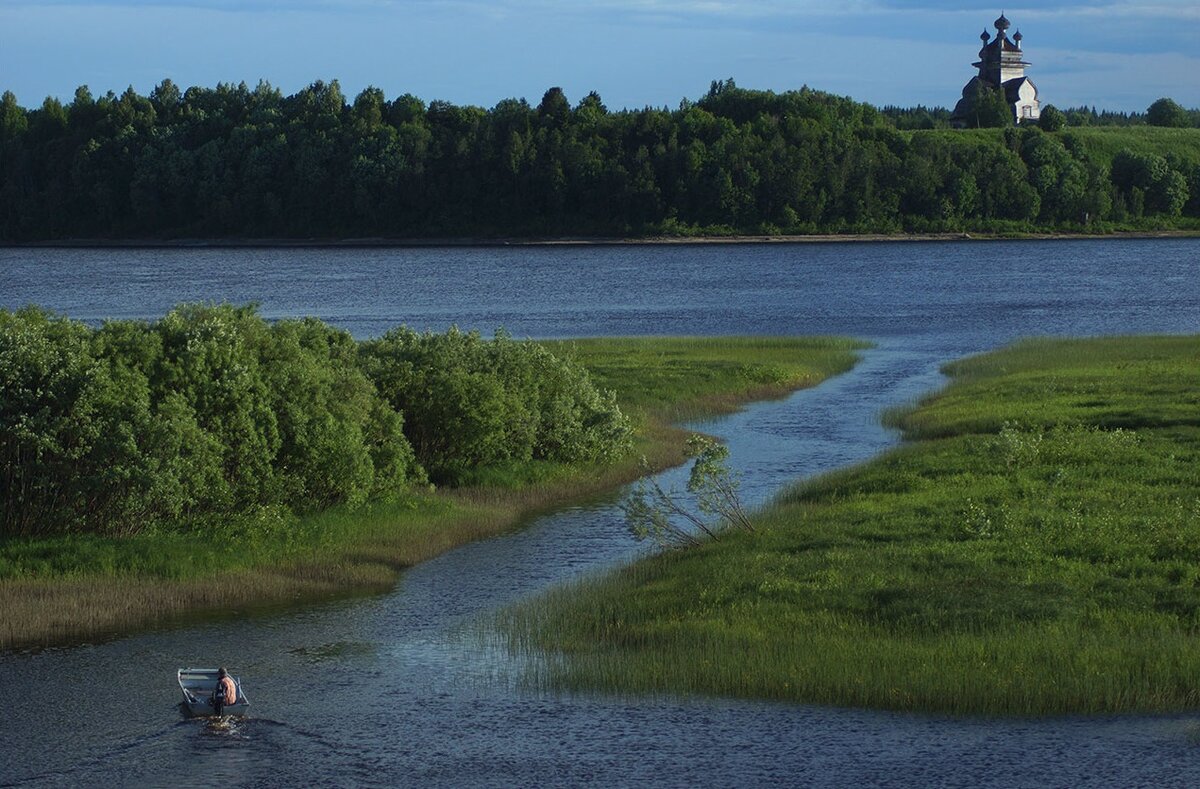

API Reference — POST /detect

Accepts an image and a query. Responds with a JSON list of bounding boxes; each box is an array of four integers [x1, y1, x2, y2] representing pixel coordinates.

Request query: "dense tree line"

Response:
[[0, 79, 1197, 240], [0, 305, 631, 537]]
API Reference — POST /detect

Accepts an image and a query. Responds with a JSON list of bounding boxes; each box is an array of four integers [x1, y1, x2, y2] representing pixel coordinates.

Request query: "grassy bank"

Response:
[[910, 126, 1200, 167], [500, 335, 1200, 716], [0, 335, 864, 651]]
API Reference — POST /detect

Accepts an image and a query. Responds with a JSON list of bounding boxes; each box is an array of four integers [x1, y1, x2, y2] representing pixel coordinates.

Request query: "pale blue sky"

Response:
[[2, 1, 1196, 112]]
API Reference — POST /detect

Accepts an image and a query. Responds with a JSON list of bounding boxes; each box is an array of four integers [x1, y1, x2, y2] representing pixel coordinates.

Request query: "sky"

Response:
[[2, 1, 1197, 113]]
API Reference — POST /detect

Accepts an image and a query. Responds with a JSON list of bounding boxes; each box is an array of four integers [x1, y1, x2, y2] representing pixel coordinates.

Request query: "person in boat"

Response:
[[211, 667, 237, 713]]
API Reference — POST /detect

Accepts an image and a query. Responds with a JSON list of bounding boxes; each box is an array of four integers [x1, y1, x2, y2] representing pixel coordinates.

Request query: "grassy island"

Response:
[[0, 316, 863, 651], [502, 335, 1200, 716]]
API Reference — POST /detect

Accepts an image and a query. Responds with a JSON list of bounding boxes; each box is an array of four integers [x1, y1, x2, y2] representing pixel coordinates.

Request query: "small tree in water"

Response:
[[624, 435, 752, 548]]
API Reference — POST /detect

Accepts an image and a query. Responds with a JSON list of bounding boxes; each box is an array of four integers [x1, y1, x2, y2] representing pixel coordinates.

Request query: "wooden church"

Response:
[[951, 13, 1041, 127]]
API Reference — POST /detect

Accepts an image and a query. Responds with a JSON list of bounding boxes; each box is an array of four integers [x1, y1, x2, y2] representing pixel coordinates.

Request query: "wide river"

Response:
[[2, 239, 1200, 787]]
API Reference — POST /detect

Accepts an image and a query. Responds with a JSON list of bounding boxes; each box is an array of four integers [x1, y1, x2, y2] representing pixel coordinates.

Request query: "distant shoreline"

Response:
[[5, 230, 1199, 249]]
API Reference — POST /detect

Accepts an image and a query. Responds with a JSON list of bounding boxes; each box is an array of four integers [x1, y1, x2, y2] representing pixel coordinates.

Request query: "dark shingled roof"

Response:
[[981, 34, 1022, 53]]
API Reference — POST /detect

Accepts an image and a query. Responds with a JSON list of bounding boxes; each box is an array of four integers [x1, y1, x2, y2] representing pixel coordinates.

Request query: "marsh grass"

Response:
[[2, 336, 862, 651], [895, 335, 1200, 438], [543, 336, 867, 423], [500, 334, 1200, 715]]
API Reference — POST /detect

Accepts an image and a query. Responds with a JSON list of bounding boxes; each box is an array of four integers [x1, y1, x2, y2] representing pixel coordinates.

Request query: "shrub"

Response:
[[0, 305, 426, 537], [1, 308, 112, 535], [1111, 150, 1189, 217], [154, 303, 282, 508], [2, 305, 630, 534], [257, 317, 422, 508], [1146, 98, 1191, 128], [360, 327, 631, 483], [1038, 105, 1066, 132]]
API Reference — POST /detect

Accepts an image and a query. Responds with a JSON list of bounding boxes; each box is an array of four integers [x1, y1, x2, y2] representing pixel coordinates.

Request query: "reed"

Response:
[[0, 335, 863, 651], [500, 334, 1200, 715]]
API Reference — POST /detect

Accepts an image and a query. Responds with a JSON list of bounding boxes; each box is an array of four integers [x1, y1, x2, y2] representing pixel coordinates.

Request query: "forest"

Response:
[[0, 79, 1198, 241], [0, 304, 631, 538]]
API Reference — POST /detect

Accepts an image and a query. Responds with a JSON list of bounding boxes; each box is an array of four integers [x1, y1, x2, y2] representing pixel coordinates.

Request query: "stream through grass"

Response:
[[3, 238, 1200, 786]]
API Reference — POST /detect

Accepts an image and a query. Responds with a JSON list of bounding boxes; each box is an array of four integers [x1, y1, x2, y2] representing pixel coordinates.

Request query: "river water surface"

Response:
[[1, 239, 1199, 787]]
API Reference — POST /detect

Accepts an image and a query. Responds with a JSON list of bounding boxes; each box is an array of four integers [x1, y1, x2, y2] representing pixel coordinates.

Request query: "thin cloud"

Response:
[[13, 0, 1200, 21]]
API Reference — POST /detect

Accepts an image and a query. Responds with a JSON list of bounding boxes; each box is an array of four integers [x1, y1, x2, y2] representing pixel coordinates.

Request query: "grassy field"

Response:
[[909, 126, 1200, 167], [544, 336, 863, 423], [500, 335, 1200, 715], [0, 335, 864, 651], [1060, 126, 1200, 167]]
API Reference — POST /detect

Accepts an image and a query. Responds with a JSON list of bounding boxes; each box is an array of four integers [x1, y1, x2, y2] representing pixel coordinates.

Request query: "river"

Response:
[[1, 239, 1199, 787]]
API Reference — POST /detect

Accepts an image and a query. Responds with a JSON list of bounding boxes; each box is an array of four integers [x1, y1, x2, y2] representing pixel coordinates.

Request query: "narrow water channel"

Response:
[[3, 239, 1200, 786]]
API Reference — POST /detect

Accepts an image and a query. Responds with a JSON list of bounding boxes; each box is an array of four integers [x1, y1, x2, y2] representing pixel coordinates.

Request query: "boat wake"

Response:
[[199, 715, 247, 738]]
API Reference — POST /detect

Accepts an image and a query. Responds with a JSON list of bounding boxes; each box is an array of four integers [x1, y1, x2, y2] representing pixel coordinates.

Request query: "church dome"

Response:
[[1013, 30, 1023, 42], [994, 13, 1011, 32], [980, 29, 990, 42]]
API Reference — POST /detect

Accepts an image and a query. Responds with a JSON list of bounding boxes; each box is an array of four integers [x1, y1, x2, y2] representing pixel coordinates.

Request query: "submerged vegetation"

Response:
[[501, 335, 1200, 715], [1, 79, 1198, 242], [0, 327, 862, 650]]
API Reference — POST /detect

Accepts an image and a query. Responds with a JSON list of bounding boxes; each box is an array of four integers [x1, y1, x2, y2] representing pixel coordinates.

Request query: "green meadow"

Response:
[[500, 335, 1200, 715], [0, 335, 863, 650], [543, 336, 864, 423], [909, 126, 1200, 168]]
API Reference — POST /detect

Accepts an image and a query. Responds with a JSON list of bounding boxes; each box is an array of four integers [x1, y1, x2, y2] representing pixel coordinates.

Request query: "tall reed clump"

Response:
[[499, 334, 1200, 716]]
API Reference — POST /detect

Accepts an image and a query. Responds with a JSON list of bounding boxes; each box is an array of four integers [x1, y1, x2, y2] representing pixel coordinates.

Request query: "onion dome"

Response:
[[994, 13, 1011, 32], [980, 29, 990, 42], [1013, 30, 1023, 42]]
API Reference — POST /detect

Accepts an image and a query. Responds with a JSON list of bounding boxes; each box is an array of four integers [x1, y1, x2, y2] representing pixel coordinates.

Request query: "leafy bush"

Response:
[[1147, 97, 1191, 128], [153, 304, 281, 508], [360, 327, 631, 484], [0, 305, 426, 537], [1, 307, 112, 535], [624, 435, 750, 547], [1, 305, 633, 536], [257, 316, 423, 507], [1111, 150, 1189, 216], [1038, 105, 1066, 132]]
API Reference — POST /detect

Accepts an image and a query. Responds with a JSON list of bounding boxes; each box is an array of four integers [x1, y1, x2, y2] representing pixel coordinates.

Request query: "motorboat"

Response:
[[177, 667, 250, 717]]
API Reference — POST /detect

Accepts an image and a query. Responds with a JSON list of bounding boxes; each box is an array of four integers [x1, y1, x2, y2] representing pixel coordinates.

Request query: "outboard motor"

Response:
[[211, 668, 229, 715]]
